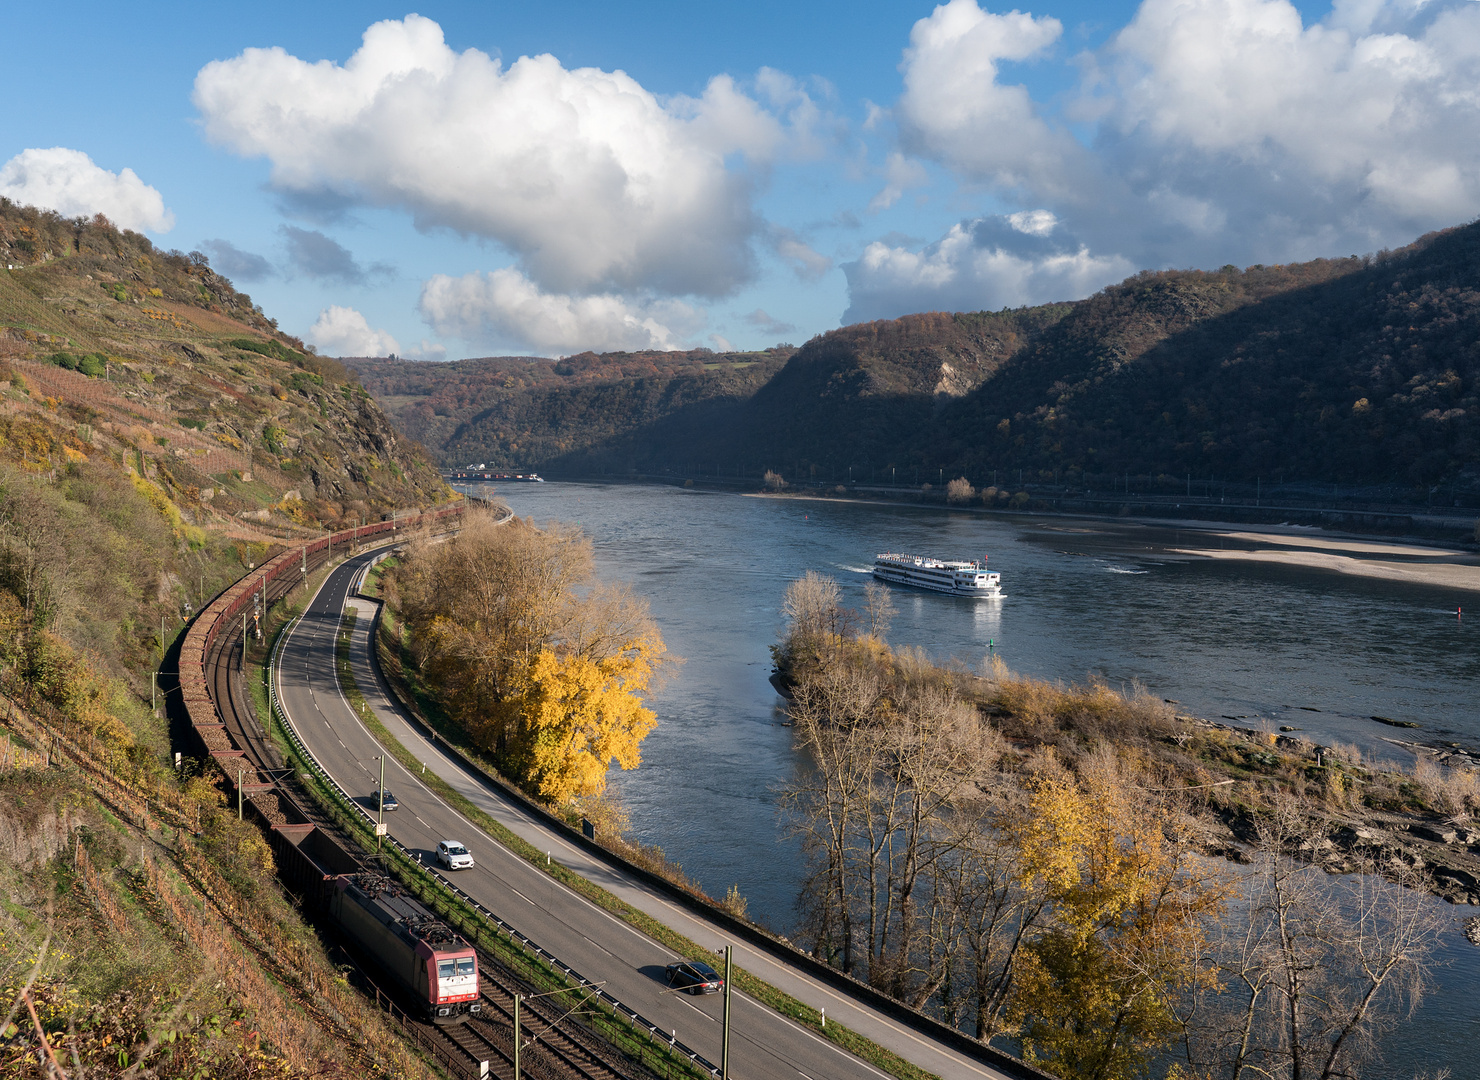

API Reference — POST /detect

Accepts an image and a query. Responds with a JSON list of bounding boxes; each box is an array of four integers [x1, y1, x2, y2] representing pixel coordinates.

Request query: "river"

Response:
[[468, 480, 1479, 1077]]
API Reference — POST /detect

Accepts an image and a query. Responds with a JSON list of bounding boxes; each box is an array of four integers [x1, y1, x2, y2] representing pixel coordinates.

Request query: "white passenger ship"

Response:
[[872, 553, 1002, 597]]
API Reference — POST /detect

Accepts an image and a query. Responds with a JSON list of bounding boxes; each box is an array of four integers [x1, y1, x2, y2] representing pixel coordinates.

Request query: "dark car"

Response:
[[375, 790, 399, 812], [665, 960, 723, 995]]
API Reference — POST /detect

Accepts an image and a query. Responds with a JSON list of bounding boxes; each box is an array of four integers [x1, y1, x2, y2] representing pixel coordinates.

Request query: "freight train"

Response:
[[329, 873, 481, 1023], [175, 506, 482, 1024]]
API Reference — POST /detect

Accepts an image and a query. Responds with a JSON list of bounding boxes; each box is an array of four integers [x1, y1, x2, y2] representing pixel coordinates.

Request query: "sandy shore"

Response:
[[1168, 546, 1480, 594]]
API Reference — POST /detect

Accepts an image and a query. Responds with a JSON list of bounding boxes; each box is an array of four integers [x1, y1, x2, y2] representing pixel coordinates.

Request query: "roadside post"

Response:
[[722, 944, 733, 1080]]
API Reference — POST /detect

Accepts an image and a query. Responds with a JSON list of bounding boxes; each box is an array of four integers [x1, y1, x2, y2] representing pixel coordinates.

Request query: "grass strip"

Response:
[[257, 606, 713, 1080], [363, 608, 943, 1080]]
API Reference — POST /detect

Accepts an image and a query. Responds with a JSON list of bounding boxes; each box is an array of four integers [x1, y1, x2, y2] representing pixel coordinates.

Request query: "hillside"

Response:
[[0, 199, 451, 1075], [937, 231, 1480, 488], [354, 221, 1480, 495], [350, 348, 790, 469]]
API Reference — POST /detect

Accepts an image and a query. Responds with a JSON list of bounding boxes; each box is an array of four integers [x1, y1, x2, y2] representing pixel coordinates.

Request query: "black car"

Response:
[[665, 960, 723, 994], [375, 789, 399, 812]]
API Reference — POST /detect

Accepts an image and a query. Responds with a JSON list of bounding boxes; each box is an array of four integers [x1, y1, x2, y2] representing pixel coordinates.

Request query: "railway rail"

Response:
[[177, 505, 658, 1080]]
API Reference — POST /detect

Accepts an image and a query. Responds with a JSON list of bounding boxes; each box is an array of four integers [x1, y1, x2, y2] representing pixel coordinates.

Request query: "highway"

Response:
[[274, 550, 1023, 1080]]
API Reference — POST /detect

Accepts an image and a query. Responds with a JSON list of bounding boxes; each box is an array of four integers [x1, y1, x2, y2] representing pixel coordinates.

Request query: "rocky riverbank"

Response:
[[1186, 716, 1480, 915]]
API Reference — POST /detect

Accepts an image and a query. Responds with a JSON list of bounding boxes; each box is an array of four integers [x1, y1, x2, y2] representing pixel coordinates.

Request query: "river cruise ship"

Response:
[[873, 553, 1002, 597]]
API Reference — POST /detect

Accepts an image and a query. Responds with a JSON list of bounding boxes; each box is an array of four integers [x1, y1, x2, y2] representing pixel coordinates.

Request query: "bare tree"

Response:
[[786, 628, 1001, 1004], [1182, 804, 1445, 1080], [862, 581, 895, 640], [782, 571, 846, 643]]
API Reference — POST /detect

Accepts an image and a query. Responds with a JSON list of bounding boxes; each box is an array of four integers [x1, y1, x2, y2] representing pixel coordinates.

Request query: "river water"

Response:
[[469, 481, 1479, 1076]]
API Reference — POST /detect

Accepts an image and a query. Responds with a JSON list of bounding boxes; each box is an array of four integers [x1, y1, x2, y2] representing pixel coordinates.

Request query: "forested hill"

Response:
[[352, 220, 1480, 490], [348, 347, 791, 467], [0, 199, 447, 516], [934, 224, 1480, 487]]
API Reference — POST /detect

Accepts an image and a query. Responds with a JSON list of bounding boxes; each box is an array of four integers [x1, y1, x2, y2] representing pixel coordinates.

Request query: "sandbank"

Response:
[[1168, 546, 1480, 594], [1203, 530, 1465, 559]]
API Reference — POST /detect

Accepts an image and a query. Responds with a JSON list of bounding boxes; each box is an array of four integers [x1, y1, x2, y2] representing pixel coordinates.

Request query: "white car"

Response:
[[436, 840, 474, 870]]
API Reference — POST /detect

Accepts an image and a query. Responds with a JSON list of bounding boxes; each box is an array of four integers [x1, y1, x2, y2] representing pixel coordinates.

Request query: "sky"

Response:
[[4, 0, 1480, 360]]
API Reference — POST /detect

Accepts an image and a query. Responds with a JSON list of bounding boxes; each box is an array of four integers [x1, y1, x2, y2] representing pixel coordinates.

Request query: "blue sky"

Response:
[[5, 1, 1479, 359]]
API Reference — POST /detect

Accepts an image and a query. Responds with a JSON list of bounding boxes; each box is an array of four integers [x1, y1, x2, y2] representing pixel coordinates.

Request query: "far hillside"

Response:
[[349, 347, 791, 468]]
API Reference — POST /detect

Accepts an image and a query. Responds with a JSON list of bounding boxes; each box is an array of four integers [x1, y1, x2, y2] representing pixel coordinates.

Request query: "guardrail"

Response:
[[267, 612, 723, 1078], [179, 504, 465, 774]]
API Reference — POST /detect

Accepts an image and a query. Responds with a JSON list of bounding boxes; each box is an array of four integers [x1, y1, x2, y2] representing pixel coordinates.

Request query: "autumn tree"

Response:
[[1003, 751, 1228, 1080], [946, 477, 975, 503], [778, 573, 1444, 1080], [395, 505, 667, 801]]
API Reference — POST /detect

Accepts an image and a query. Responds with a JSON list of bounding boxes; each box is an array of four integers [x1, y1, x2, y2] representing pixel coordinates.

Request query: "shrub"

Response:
[[987, 655, 1174, 743]]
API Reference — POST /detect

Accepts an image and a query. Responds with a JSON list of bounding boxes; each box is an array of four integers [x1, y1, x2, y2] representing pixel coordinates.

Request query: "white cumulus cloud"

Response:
[[308, 306, 400, 357], [0, 148, 174, 233], [1093, 0, 1480, 230], [194, 15, 820, 299], [856, 0, 1480, 317], [843, 216, 1133, 323], [419, 269, 704, 355], [404, 339, 448, 362], [896, 0, 1086, 200]]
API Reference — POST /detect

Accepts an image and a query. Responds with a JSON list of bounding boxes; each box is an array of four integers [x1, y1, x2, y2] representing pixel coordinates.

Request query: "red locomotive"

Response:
[[328, 873, 481, 1023]]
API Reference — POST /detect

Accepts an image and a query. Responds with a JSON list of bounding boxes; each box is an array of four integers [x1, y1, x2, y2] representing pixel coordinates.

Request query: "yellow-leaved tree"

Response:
[[1005, 750, 1228, 1080], [396, 507, 668, 802], [514, 637, 662, 802]]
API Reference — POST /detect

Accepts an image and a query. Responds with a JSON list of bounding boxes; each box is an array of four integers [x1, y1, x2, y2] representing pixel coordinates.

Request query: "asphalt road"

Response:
[[274, 551, 1019, 1080]]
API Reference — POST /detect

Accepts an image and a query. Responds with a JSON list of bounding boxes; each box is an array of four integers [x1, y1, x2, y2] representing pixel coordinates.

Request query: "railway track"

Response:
[[474, 974, 634, 1080], [412, 981, 637, 1080], [194, 526, 650, 1080]]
